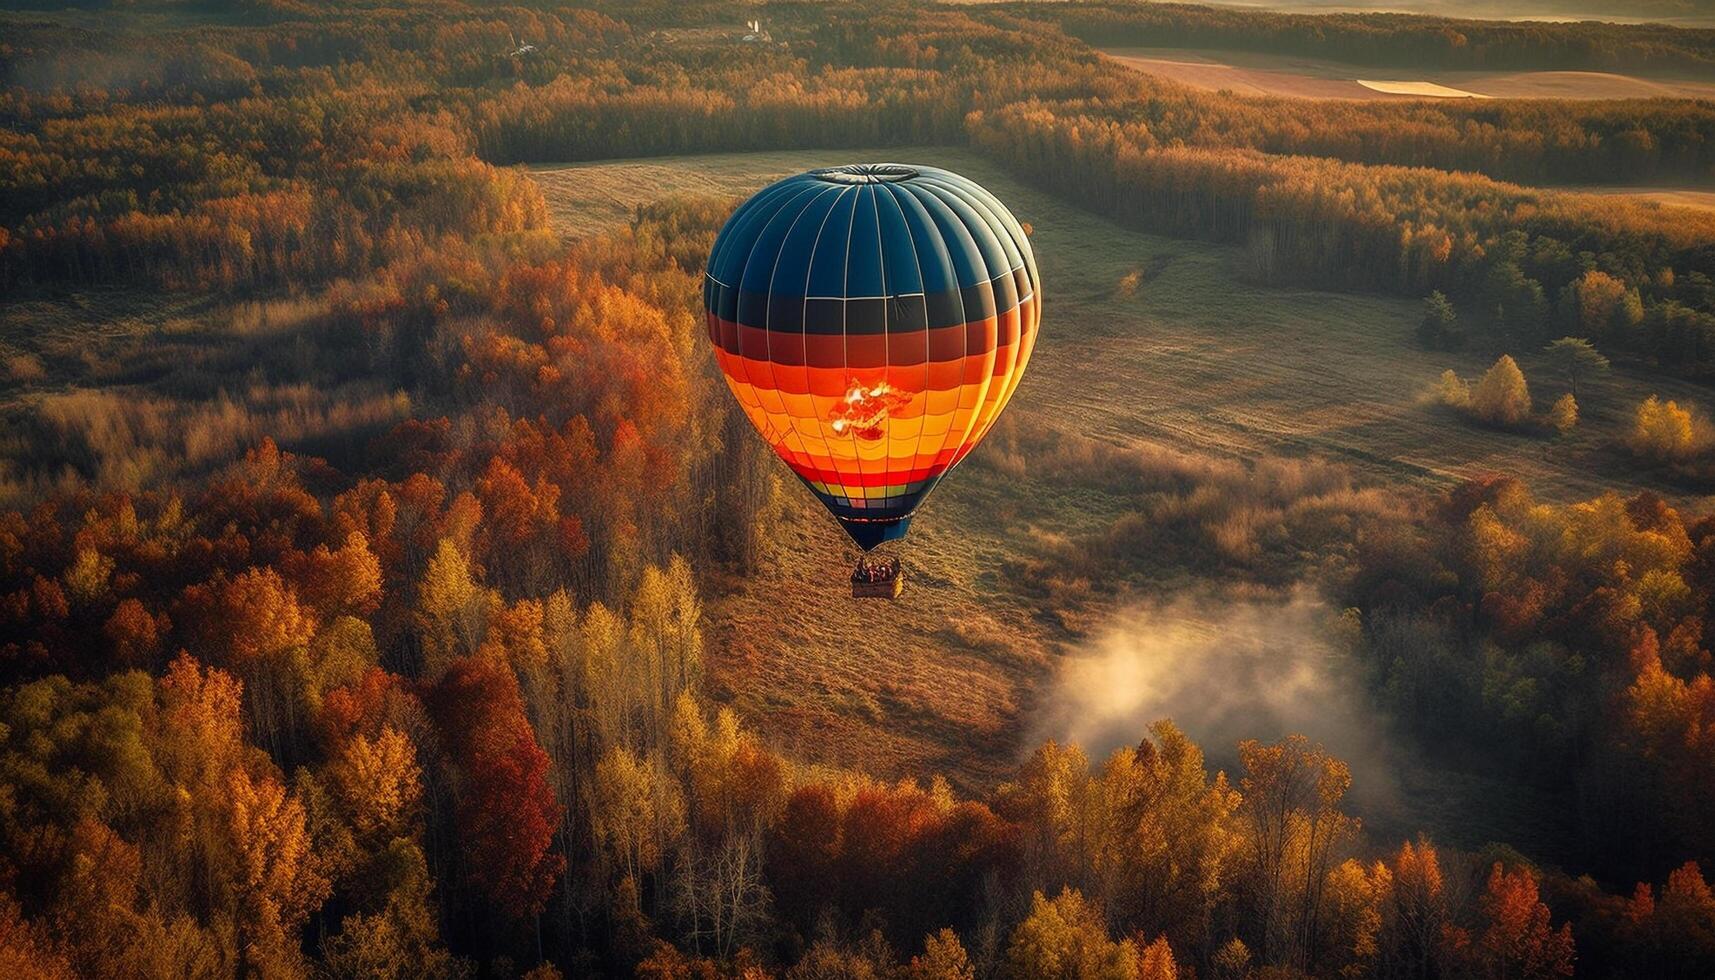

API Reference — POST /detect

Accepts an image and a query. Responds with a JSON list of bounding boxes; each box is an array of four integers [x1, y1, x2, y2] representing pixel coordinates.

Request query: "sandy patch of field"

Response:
[[1357, 79, 1488, 98], [529, 159, 799, 239], [1104, 47, 1715, 100]]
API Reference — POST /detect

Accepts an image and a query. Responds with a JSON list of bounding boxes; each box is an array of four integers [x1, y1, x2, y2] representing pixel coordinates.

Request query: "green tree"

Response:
[[1417, 291, 1462, 350], [1484, 261, 1547, 339], [1542, 337, 1609, 399]]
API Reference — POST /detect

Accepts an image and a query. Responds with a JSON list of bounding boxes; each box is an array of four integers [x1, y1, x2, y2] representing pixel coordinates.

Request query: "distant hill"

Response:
[[1185, 0, 1715, 28]]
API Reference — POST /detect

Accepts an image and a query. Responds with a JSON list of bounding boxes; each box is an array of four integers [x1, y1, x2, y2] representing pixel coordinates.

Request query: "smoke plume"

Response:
[[1029, 587, 1417, 834]]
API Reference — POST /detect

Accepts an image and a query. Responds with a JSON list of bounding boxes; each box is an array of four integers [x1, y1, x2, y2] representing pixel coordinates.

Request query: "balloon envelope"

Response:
[[703, 163, 1040, 549]]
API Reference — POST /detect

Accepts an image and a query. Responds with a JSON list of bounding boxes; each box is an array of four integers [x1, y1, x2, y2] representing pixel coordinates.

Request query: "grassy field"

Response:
[[1103, 46, 1715, 99], [530, 146, 1708, 856], [1569, 184, 1715, 211]]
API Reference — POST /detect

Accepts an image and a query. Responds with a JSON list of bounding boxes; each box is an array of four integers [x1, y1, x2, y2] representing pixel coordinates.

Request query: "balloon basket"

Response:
[[850, 557, 904, 599]]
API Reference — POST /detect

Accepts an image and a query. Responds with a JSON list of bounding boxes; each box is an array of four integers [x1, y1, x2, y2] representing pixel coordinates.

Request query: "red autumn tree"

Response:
[[103, 598, 168, 666], [427, 653, 564, 920]]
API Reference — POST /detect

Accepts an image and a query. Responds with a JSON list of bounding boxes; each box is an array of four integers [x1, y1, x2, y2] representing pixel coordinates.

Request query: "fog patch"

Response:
[[1030, 588, 1413, 830]]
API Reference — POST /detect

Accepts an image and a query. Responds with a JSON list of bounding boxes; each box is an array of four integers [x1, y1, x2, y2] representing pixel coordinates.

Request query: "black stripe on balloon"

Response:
[[709, 269, 1021, 335]]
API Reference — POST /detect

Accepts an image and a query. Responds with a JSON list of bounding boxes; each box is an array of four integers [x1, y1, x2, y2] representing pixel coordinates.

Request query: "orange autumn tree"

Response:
[[1468, 863, 1575, 980], [1620, 861, 1715, 976]]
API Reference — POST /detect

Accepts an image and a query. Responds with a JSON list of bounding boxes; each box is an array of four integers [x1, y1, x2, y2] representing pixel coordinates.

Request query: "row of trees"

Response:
[[14, 1, 1715, 322], [0, 506, 1654, 978], [969, 103, 1715, 376], [470, 70, 966, 165]]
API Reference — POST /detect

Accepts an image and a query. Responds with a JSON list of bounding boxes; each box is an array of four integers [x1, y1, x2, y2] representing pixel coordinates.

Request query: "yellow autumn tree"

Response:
[[1548, 393, 1578, 435], [417, 538, 490, 674], [1137, 936, 1177, 980], [1468, 355, 1532, 427], [1007, 888, 1139, 980], [591, 746, 686, 913], [1570, 270, 1628, 336], [1237, 734, 1359, 969], [1322, 859, 1385, 978], [1386, 838, 1451, 978], [62, 547, 115, 606], [1101, 721, 1241, 954], [999, 740, 1093, 882], [328, 726, 422, 842], [911, 928, 976, 980], [1434, 369, 1470, 409], [225, 766, 331, 976], [1629, 395, 1706, 463]]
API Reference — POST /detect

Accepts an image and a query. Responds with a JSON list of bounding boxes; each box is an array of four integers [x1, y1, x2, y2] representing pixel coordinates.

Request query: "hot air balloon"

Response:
[[703, 163, 1040, 594]]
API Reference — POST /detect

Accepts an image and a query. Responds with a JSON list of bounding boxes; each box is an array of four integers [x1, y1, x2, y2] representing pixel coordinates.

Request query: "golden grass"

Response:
[[4, 353, 46, 383]]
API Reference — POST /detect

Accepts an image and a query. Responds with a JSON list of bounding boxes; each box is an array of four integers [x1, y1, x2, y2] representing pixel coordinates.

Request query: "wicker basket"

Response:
[[851, 571, 904, 599]]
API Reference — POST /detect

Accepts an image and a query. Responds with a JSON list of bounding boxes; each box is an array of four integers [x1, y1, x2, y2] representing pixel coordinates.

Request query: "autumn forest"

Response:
[[5, 1, 1715, 978]]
